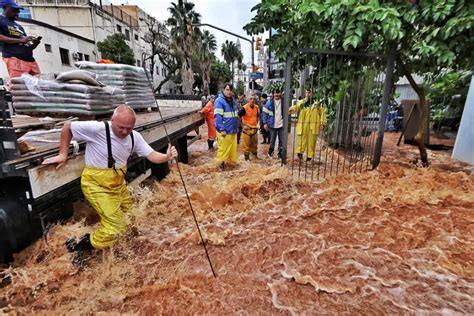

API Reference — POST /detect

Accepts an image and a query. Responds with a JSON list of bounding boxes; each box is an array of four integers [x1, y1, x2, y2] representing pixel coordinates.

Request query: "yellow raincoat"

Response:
[[290, 99, 327, 159], [81, 165, 132, 249]]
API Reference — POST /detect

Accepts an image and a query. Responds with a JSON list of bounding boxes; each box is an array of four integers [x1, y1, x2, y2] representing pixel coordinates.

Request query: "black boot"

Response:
[[297, 153, 303, 159], [207, 139, 214, 150], [66, 233, 94, 252], [244, 154, 249, 161]]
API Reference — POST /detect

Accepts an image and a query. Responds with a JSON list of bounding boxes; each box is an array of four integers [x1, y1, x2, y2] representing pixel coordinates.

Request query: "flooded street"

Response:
[[1, 129, 473, 314]]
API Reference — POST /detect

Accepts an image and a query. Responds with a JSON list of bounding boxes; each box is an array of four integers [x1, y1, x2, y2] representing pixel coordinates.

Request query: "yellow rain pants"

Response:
[[81, 165, 132, 249], [216, 132, 237, 165], [294, 105, 327, 159], [295, 107, 312, 157], [241, 125, 258, 155]]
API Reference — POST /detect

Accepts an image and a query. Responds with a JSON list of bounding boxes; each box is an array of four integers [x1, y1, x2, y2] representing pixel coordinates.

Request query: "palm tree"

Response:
[[221, 40, 243, 84], [167, 0, 201, 94], [200, 30, 217, 96]]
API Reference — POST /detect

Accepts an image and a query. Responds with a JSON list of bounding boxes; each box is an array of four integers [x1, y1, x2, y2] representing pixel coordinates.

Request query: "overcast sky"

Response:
[[109, 0, 261, 63]]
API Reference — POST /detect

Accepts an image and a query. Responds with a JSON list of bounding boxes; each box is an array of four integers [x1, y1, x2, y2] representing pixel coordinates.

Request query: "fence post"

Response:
[[372, 50, 396, 169], [281, 54, 293, 165]]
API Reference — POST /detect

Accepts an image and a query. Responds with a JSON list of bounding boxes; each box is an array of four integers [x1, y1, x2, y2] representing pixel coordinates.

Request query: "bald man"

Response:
[[43, 105, 178, 253]]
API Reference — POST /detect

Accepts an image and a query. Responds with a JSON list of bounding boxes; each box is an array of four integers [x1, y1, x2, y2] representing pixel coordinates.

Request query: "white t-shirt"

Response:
[[71, 121, 154, 168], [273, 99, 283, 129]]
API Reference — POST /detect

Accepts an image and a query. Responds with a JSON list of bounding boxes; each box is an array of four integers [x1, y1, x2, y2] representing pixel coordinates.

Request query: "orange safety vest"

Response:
[[242, 103, 259, 128]]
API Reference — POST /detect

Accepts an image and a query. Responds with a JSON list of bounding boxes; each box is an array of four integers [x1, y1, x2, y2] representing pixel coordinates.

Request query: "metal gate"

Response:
[[280, 49, 395, 181]]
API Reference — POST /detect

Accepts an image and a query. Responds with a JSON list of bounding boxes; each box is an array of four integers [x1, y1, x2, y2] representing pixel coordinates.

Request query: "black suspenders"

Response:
[[104, 121, 134, 171]]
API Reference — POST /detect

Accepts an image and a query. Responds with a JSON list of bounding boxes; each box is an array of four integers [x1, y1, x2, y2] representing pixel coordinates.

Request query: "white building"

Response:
[[0, 0, 176, 93], [394, 74, 423, 103]]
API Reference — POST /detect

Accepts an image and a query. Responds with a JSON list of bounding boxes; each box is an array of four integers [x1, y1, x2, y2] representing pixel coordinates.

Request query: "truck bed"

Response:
[[9, 106, 199, 164]]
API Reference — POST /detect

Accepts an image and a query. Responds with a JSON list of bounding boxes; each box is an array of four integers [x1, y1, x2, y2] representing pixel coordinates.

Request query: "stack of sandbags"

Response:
[[10, 72, 124, 116], [75, 61, 156, 110]]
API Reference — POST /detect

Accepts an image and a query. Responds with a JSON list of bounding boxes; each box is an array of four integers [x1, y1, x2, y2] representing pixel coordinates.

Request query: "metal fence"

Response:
[[281, 49, 395, 182]]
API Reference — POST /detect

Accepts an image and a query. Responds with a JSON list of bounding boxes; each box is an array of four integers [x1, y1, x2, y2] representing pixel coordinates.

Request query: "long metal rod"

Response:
[[372, 51, 396, 169], [366, 71, 384, 171], [316, 56, 324, 181], [281, 54, 293, 165], [142, 67, 217, 277]]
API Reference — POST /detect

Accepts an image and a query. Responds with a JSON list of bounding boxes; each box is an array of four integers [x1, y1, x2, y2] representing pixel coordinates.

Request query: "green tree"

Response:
[[143, 18, 181, 93], [199, 30, 217, 96], [221, 40, 243, 84], [245, 0, 473, 165], [210, 55, 231, 95], [167, 0, 201, 94], [426, 70, 472, 129], [97, 33, 135, 65], [235, 80, 245, 96]]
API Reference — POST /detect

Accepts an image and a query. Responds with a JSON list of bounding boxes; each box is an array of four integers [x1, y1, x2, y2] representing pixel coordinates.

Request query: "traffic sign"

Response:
[[250, 72, 263, 80]]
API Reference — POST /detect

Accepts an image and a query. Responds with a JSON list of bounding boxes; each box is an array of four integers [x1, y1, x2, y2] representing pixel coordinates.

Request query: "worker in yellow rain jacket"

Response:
[[290, 88, 326, 161], [308, 99, 327, 159], [238, 93, 259, 161], [43, 105, 178, 255]]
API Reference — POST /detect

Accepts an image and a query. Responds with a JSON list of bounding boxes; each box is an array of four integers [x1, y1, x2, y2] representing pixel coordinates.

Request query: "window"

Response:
[[77, 52, 83, 61], [134, 34, 139, 41], [44, 44, 52, 52], [59, 48, 70, 65], [156, 66, 159, 75], [19, 8, 31, 19], [136, 60, 141, 67], [124, 29, 130, 41], [116, 24, 122, 33], [84, 54, 90, 61]]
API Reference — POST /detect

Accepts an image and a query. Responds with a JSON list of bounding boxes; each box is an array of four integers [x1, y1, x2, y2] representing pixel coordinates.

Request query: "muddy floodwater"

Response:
[[1, 131, 473, 314]]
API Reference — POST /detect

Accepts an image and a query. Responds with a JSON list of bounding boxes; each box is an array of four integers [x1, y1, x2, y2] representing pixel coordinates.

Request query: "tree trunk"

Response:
[[202, 58, 210, 96], [397, 57, 429, 166], [231, 62, 235, 85], [180, 62, 194, 94], [180, 34, 194, 95]]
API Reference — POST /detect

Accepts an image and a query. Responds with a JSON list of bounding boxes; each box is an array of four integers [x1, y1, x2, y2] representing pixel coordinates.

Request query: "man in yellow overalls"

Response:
[[43, 105, 178, 255], [238, 93, 259, 161], [290, 88, 327, 161]]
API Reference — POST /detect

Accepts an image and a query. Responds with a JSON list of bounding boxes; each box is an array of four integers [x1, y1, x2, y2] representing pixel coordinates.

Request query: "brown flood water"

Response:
[[1, 130, 473, 314]]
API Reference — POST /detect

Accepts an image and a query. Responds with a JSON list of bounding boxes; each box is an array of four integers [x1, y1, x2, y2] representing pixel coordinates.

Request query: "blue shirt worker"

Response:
[[214, 83, 240, 168], [262, 89, 285, 159]]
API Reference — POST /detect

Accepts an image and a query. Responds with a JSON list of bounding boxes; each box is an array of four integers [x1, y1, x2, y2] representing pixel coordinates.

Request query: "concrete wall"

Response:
[[452, 76, 474, 165], [31, 6, 94, 40]]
